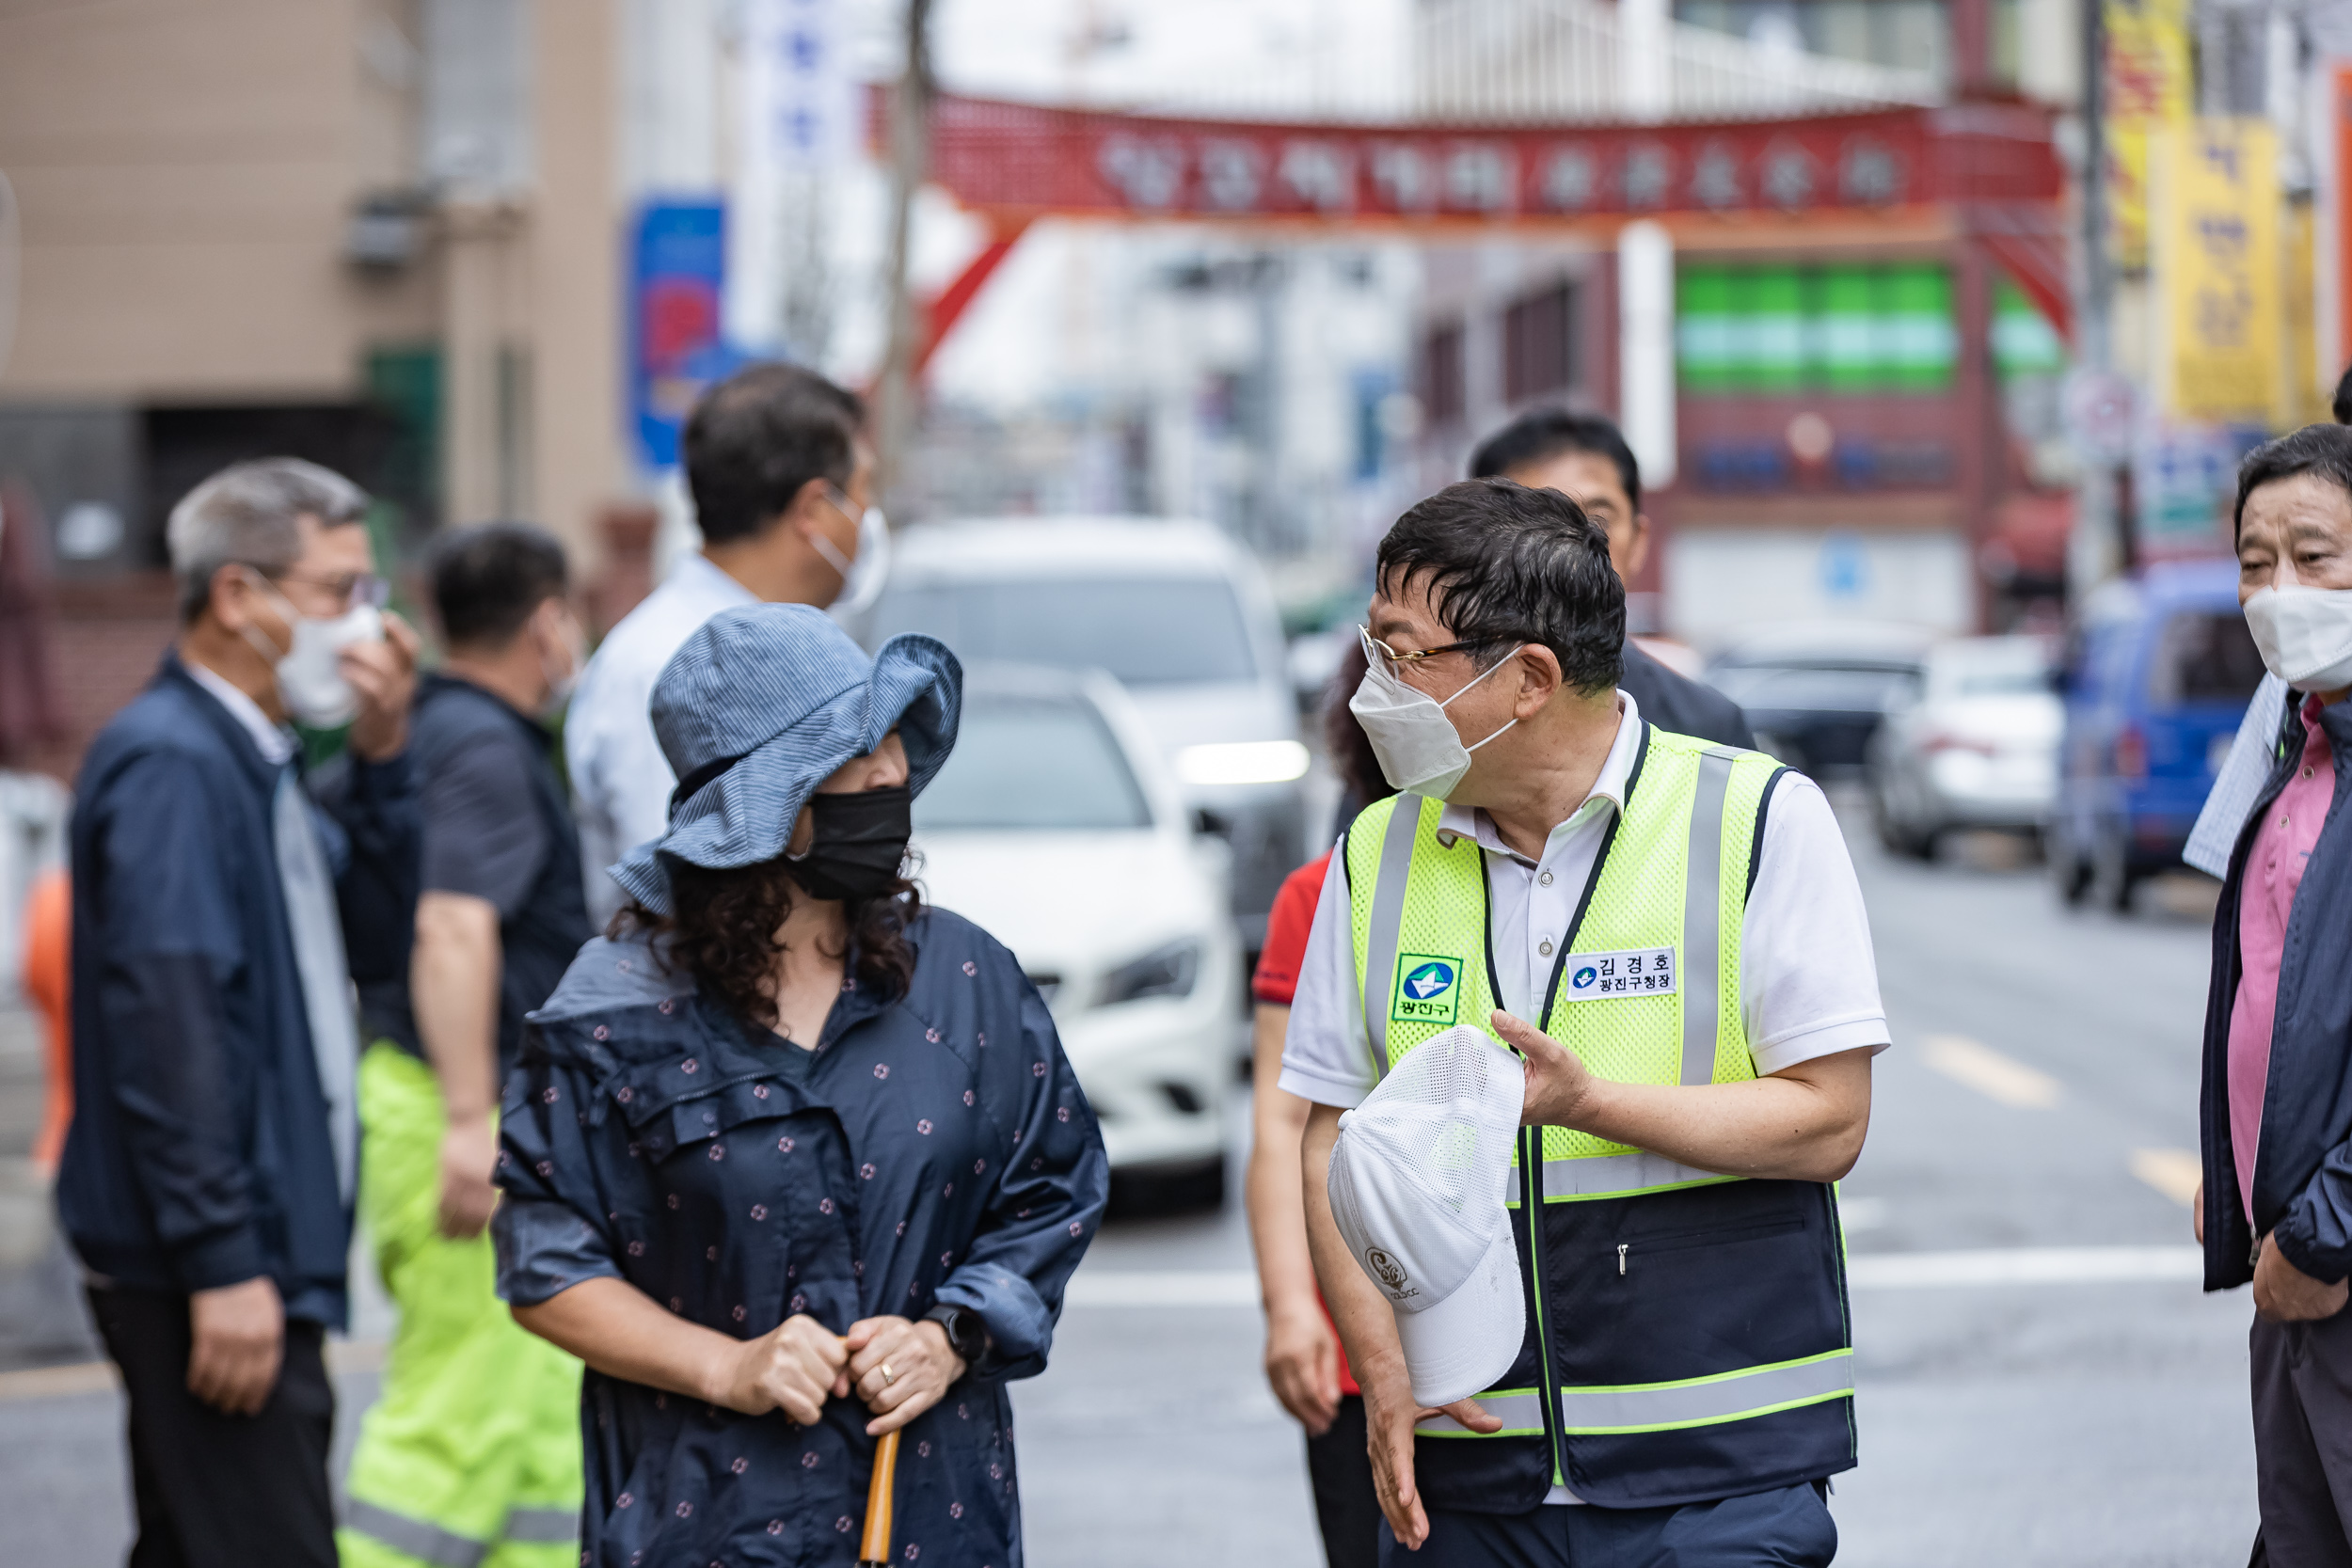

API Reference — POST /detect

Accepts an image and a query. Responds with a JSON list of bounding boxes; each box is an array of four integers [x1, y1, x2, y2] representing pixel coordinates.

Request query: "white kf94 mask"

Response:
[[2245, 585, 2352, 692], [1347, 626, 1523, 799], [239, 569, 383, 730]]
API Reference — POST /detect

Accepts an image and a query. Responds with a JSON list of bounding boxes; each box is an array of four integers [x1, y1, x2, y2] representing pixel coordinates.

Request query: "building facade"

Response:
[[0, 0, 627, 771]]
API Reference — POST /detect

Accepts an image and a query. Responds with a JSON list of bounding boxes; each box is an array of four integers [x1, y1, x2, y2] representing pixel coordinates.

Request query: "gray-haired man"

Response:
[[57, 458, 421, 1567]]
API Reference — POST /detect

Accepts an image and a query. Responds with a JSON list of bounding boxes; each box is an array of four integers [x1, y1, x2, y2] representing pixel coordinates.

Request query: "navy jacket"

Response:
[[57, 655, 420, 1325], [1620, 641, 1756, 751], [2201, 697, 2352, 1291], [493, 913, 1109, 1568]]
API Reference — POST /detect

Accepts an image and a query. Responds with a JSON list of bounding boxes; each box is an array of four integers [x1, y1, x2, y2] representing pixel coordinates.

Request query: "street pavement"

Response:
[[0, 800, 2258, 1564]]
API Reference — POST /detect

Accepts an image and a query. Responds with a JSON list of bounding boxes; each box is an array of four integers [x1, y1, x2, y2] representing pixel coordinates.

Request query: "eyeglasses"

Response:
[[1361, 626, 1524, 669], [269, 570, 391, 612]]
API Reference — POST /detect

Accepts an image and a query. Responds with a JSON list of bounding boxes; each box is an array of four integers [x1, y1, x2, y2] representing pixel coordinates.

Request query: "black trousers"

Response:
[[1387, 1482, 1836, 1568], [87, 1285, 337, 1568], [2251, 1307, 2352, 1568], [1307, 1394, 1381, 1568]]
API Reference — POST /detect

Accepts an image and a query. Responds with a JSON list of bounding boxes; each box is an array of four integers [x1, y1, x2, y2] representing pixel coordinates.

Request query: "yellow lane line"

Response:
[[2131, 1148, 2202, 1206], [0, 1337, 386, 1405], [1921, 1034, 2062, 1109]]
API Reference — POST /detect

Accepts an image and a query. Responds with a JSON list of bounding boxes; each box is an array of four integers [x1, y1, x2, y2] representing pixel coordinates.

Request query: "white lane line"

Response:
[[1846, 1246, 2201, 1289], [2131, 1148, 2202, 1206], [1064, 1246, 2207, 1308], [1921, 1034, 2063, 1109], [1838, 1196, 1889, 1231], [1067, 1270, 1263, 1307]]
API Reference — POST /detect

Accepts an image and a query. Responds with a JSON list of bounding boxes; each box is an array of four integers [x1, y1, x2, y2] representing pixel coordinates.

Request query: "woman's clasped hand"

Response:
[[715, 1312, 968, 1433]]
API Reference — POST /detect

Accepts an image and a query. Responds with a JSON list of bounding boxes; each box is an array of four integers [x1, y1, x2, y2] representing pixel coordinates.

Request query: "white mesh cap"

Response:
[[1327, 1024, 1526, 1407]]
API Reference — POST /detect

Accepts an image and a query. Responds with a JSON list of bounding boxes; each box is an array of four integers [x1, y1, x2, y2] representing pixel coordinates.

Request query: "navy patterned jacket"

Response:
[[493, 912, 1109, 1568]]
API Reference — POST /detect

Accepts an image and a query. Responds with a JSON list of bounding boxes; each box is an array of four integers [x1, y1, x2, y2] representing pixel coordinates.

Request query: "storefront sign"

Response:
[[629, 200, 730, 472], [2132, 415, 2261, 557], [2104, 0, 2191, 270], [916, 97, 2061, 224], [2158, 119, 2280, 422]]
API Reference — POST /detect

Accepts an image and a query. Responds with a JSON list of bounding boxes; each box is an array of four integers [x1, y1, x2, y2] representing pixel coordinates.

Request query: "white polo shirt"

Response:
[[564, 552, 759, 927], [1278, 691, 1892, 1111]]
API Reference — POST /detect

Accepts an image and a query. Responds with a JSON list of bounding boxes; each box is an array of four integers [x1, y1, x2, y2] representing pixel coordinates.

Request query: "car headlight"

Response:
[[1097, 939, 1202, 1007], [1176, 740, 1311, 786]]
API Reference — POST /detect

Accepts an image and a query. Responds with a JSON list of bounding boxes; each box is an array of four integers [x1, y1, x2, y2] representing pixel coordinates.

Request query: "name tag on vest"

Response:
[[1561, 946, 1677, 999]]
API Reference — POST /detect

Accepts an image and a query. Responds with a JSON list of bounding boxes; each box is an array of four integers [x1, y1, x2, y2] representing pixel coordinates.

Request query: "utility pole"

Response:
[[2072, 0, 2127, 585], [875, 0, 934, 503]]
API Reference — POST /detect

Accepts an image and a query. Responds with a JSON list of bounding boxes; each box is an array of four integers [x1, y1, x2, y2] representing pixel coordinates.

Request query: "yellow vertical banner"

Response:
[[2158, 119, 2281, 421], [2105, 0, 2191, 270]]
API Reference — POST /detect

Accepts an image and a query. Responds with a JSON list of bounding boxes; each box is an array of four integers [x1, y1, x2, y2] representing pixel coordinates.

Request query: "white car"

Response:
[[1866, 635, 2063, 858], [866, 518, 1307, 954], [911, 665, 1240, 1201]]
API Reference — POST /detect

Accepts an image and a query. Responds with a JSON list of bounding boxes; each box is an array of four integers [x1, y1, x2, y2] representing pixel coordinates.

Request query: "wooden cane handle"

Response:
[[857, 1428, 901, 1566]]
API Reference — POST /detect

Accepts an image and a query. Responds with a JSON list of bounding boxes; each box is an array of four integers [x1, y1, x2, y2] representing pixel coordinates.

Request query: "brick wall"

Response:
[[27, 576, 177, 785]]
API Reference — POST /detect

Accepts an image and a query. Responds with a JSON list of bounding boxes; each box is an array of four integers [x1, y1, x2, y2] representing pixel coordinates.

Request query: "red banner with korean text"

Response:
[[913, 95, 2062, 224]]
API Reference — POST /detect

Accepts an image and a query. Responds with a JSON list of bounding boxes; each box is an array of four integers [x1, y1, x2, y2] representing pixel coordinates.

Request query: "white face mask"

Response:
[[813, 486, 891, 615], [1347, 626, 1523, 799], [2245, 584, 2352, 691], [240, 571, 383, 729], [540, 609, 587, 717]]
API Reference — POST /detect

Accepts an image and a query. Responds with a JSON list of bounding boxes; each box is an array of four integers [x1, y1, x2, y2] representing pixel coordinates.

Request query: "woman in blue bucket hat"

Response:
[[492, 604, 1109, 1567]]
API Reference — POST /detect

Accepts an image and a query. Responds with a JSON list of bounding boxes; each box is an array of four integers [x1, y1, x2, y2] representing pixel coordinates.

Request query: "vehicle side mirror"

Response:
[[1193, 807, 1232, 838]]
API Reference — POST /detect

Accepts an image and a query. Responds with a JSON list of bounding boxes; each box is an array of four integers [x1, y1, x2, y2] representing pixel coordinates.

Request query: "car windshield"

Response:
[[1935, 641, 2052, 698], [871, 577, 1257, 686], [911, 696, 1152, 832], [2147, 610, 2266, 705], [1707, 660, 1922, 714]]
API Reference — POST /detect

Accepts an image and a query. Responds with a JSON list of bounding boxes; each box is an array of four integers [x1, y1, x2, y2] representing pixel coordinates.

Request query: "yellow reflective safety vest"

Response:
[[1343, 724, 1855, 1511]]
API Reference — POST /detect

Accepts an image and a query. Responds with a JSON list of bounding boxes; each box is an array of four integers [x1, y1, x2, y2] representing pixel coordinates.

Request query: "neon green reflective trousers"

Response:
[[341, 1045, 583, 1568]]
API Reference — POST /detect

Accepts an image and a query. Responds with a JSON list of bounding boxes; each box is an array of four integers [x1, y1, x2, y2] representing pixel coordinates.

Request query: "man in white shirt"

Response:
[[567, 363, 878, 925], [1280, 478, 1888, 1566]]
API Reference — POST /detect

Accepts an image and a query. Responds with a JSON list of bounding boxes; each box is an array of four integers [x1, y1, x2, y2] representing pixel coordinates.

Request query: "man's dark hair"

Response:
[[1467, 407, 1643, 514], [2333, 362, 2352, 425], [683, 363, 865, 546], [2234, 423, 2352, 539], [1376, 478, 1624, 697], [430, 521, 568, 649]]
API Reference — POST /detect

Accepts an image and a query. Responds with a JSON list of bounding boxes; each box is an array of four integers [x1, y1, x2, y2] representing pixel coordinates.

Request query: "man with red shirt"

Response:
[[1246, 638, 1391, 1566], [2199, 423, 2352, 1562]]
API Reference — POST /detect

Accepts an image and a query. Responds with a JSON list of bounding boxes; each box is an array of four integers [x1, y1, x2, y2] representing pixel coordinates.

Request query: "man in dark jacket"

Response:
[[341, 522, 593, 1567], [58, 457, 420, 1568], [2200, 423, 2352, 1563], [1470, 408, 1755, 749]]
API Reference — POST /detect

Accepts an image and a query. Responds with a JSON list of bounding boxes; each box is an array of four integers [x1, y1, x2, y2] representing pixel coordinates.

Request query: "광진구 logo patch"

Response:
[[1391, 953, 1462, 1025]]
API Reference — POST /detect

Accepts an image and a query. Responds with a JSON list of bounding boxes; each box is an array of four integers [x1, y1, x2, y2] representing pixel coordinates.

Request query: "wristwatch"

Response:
[[922, 1304, 988, 1365]]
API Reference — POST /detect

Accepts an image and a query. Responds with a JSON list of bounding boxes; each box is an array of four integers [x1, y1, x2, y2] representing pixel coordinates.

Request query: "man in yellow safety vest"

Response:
[[1280, 478, 1889, 1565]]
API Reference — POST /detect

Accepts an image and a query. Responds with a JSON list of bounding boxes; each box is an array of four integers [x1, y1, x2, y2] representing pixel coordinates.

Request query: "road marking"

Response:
[[1067, 1270, 1263, 1307], [1059, 1247, 2206, 1310], [1846, 1246, 2201, 1289], [1921, 1034, 2062, 1109], [2131, 1148, 2202, 1206], [0, 1336, 387, 1405], [0, 1360, 115, 1402], [1838, 1196, 1888, 1231]]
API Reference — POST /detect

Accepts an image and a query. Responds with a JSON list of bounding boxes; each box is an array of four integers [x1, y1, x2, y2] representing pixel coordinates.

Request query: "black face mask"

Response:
[[787, 784, 914, 903]]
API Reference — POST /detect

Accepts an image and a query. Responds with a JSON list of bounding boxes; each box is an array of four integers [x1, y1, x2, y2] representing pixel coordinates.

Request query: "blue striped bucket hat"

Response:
[[609, 603, 961, 916]]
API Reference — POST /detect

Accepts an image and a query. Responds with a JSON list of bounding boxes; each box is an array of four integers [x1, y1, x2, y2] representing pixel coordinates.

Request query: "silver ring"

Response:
[[880, 1362, 897, 1387]]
